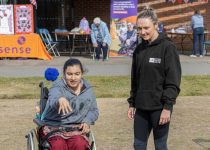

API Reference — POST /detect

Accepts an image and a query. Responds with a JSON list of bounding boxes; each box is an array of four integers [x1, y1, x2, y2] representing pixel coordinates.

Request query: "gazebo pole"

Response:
[[71, 0, 75, 28], [61, 0, 66, 30]]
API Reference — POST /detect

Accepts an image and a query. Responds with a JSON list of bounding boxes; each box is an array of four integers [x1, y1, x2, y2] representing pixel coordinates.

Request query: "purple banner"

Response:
[[110, 0, 137, 19]]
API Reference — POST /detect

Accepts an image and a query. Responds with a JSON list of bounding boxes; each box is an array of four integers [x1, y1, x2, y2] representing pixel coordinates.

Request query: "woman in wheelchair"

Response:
[[40, 58, 99, 150]]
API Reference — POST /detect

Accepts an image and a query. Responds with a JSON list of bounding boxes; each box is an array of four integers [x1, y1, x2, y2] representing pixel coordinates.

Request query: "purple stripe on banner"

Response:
[[110, 0, 137, 19]]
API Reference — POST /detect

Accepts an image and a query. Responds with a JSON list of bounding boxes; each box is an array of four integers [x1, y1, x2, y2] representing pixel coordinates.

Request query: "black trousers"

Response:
[[134, 109, 170, 150], [95, 41, 108, 60]]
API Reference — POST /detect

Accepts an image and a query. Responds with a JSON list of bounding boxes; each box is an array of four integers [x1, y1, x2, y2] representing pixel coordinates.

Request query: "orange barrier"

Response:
[[0, 33, 52, 60]]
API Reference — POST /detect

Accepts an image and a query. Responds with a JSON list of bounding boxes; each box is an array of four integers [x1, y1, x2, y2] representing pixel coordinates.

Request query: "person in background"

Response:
[[41, 58, 99, 150], [127, 6, 181, 150], [91, 17, 111, 61], [158, 22, 165, 33], [79, 17, 90, 34], [118, 20, 128, 36], [190, 9, 204, 58]]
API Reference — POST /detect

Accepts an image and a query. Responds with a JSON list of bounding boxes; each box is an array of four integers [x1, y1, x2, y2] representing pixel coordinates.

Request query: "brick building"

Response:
[[34, 0, 210, 30]]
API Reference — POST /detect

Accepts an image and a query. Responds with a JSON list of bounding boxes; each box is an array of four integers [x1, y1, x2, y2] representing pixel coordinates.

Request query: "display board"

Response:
[[0, 5, 14, 35], [109, 0, 137, 56], [14, 4, 34, 34]]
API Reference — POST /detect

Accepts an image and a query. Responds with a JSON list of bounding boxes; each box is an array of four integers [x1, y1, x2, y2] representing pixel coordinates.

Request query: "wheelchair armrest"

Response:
[[33, 118, 45, 127]]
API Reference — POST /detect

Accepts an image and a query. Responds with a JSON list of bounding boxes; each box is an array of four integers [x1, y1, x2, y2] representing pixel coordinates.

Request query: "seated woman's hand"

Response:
[[79, 123, 90, 134], [58, 97, 72, 115]]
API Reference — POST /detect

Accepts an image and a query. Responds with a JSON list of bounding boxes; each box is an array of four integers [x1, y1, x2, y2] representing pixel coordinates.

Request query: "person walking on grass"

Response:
[[127, 6, 181, 150]]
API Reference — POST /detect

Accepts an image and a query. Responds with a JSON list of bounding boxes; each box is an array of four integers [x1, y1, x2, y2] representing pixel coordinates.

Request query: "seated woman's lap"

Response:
[[67, 135, 89, 149], [49, 135, 89, 150], [48, 136, 68, 150]]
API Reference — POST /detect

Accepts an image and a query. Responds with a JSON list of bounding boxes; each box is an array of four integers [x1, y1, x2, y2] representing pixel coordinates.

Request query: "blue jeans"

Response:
[[134, 109, 169, 150], [192, 27, 204, 55], [95, 41, 108, 60]]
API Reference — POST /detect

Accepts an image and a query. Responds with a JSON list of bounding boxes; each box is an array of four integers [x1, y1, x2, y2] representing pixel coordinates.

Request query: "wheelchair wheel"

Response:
[[25, 129, 36, 150], [89, 130, 97, 150]]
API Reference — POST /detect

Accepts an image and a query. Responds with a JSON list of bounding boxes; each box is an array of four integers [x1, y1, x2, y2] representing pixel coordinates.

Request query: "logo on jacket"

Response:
[[149, 58, 161, 63]]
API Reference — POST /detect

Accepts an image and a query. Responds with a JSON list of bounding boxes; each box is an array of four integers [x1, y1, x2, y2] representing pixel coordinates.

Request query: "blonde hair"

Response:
[[137, 6, 158, 24]]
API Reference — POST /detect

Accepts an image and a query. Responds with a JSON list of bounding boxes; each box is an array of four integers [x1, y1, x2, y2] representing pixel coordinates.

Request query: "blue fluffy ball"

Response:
[[44, 68, 59, 81]]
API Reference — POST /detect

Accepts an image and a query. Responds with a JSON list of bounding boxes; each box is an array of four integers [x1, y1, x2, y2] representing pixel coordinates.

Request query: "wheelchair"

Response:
[[25, 82, 97, 150]]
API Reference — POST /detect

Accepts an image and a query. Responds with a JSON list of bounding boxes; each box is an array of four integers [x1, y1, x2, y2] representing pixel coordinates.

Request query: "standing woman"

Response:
[[127, 6, 181, 150], [190, 9, 204, 57], [42, 58, 99, 150]]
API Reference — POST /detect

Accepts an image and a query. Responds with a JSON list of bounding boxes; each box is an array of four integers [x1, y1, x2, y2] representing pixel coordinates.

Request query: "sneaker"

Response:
[[190, 55, 197, 58], [200, 55, 203, 58]]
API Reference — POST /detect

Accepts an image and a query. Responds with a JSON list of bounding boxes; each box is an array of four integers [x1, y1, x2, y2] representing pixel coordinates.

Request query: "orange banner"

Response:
[[0, 33, 52, 60]]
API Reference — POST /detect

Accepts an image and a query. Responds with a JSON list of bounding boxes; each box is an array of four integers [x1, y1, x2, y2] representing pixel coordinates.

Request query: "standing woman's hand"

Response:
[[159, 109, 171, 125], [58, 97, 72, 115], [128, 107, 136, 120]]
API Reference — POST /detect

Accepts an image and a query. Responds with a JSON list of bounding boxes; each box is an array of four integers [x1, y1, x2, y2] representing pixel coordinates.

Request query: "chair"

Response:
[[39, 28, 60, 57], [203, 41, 210, 55], [25, 82, 97, 150], [71, 34, 92, 56]]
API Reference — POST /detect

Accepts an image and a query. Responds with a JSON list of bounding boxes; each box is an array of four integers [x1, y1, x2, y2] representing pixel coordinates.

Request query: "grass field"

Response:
[[0, 97, 210, 150], [1, 75, 210, 149], [1, 75, 210, 99]]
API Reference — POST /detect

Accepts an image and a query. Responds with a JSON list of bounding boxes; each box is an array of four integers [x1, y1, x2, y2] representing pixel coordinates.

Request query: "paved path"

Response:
[[0, 55, 210, 77]]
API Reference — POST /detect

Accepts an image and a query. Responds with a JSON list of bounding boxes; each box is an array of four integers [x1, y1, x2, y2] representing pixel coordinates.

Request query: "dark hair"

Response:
[[137, 5, 158, 24], [63, 58, 84, 74], [194, 9, 200, 15]]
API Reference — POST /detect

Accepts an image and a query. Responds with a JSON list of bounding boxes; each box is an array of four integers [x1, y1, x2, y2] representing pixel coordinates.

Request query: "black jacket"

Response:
[[127, 33, 181, 111]]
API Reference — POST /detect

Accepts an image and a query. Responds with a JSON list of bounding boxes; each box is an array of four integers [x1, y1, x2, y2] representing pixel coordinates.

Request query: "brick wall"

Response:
[[36, 0, 110, 32], [138, 0, 210, 52], [72, 0, 210, 30], [73, 0, 110, 28], [138, 0, 210, 29]]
